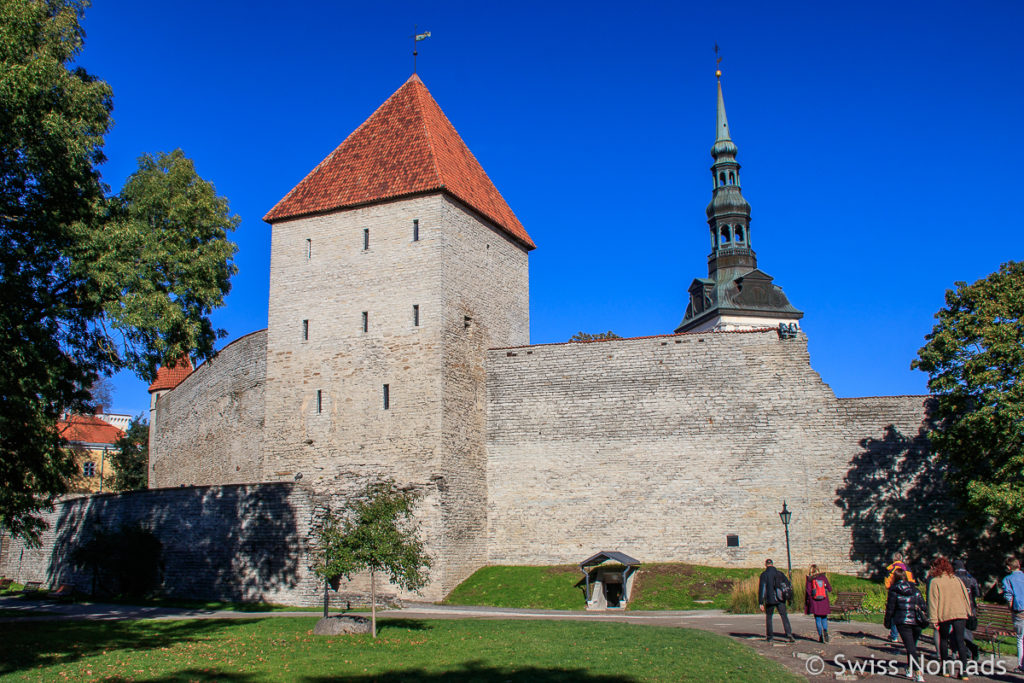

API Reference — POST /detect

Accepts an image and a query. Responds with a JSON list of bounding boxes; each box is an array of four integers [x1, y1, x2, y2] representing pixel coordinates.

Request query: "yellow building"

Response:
[[58, 414, 124, 493]]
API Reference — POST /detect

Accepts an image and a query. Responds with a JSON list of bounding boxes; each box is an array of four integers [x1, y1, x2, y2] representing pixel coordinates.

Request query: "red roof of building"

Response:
[[148, 357, 194, 392], [263, 74, 536, 250], [58, 414, 124, 446]]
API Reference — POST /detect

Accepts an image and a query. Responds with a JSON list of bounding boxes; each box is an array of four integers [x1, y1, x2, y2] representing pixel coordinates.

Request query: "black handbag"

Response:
[[967, 612, 978, 631]]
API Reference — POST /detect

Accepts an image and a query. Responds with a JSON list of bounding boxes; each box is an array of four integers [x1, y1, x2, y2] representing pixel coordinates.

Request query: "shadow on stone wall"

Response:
[[46, 484, 306, 601], [835, 409, 964, 579]]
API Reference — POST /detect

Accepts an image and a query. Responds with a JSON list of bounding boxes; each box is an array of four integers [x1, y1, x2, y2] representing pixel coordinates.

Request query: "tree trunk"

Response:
[[370, 568, 377, 638]]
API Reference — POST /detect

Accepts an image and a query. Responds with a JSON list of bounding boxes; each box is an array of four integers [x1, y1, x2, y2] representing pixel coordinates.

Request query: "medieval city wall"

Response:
[[485, 329, 930, 575], [149, 330, 267, 488], [0, 484, 327, 606]]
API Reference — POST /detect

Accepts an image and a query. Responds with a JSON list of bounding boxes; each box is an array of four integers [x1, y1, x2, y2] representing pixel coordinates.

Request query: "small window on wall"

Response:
[[412, 219, 419, 242], [413, 304, 420, 327], [383, 384, 390, 410], [306, 238, 312, 260], [362, 311, 368, 333], [363, 229, 369, 251], [316, 390, 323, 414], [83, 461, 95, 477], [302, 319, 309, 341], [726, 534, 739, 547]]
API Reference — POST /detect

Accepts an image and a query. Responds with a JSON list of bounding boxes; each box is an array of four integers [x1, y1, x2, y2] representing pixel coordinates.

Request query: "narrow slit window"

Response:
[[363, 228, 369, 251], [306, 238, 312, 260], [361, 311, 368, 333], [383, 384, 390, 410], [302, 319, 309, 341], [413, 304, 420, 327], [412, 219, 419, 242], [316, 390, 322, 414]]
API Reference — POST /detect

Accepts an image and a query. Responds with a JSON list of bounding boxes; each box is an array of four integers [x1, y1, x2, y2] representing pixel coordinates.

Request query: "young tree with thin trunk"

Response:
[[312, 480, 431, 638]]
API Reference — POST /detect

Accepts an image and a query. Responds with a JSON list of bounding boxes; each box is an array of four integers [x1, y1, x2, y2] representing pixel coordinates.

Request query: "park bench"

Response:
[[974, 604, 1015, 656], [831, 591, 866, 621], [19, 581, 43, 595], [0, 578, 12, 591], [48, 584, 76, 602]]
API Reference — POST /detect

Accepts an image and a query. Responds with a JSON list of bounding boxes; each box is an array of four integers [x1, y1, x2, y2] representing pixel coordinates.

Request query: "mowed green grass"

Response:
[[0, 617, 800, 682]]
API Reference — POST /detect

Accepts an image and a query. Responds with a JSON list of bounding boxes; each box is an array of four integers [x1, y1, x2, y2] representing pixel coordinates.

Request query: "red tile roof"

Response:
[[58, 414, 124, 446], [148, 357, 194, 392], [264, 75, 536, 250]]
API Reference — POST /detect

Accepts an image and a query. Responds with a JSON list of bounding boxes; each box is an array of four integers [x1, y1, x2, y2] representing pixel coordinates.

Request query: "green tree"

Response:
[[312, 480, 432, 637], [912, 261, 1024, 535], [0, 0, 237, 542], [569, 331, 622, 342], [108, 416, 148, 492]]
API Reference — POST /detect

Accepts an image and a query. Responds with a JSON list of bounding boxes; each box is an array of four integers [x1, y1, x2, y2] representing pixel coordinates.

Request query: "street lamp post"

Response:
[[779, 501, 793, 580]]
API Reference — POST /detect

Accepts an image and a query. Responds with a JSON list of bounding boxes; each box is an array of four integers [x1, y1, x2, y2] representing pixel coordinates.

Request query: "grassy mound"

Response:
[[0, 616, 801, 682], [444, 563, 888, 613]]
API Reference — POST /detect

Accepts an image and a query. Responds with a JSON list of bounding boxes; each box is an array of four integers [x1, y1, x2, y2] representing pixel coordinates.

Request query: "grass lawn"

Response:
[[0, 617, 800, 682], [629, 564, 760, 610]]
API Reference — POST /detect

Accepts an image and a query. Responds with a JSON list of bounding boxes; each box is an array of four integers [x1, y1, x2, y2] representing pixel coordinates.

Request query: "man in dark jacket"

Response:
[[954, 559, 980, 660], [758, 559, 794, 642]]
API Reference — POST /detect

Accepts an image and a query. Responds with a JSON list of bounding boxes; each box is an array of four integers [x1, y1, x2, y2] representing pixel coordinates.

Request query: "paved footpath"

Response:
[[1, 596, 1020, 681]]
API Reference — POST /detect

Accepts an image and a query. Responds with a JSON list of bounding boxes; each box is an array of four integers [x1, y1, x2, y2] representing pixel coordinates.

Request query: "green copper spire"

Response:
[[712, 78, 737, 156], [675, 70, 802, 334]]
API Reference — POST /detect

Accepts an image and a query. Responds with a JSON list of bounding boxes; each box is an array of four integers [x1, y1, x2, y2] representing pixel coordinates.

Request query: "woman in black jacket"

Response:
[[884, 567, 926, 682]]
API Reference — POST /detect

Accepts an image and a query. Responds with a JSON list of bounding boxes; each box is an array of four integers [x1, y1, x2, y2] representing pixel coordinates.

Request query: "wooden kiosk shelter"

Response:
[[579, 551, 640, 610]]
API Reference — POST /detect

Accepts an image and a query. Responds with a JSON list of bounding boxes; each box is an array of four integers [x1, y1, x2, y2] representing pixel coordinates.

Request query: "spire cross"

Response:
[[411, 26, 431, 73], [714, 43, 722, 79]]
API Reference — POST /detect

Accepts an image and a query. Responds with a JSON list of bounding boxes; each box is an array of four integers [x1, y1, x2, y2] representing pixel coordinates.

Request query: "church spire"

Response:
[[675, 69, 803, 334], [705, 74, 754, 281]]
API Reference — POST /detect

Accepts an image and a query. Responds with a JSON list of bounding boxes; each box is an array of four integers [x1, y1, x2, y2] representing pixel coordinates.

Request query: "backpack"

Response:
[[811, 576, 828, 600], [775, 572, 794, 603]]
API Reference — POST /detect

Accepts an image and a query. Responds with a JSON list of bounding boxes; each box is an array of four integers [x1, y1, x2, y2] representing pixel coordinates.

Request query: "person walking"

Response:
[[928, 556, 973, 680], [805, 564, 832, 643], [884, 552, 914, 643], [884, 567, 926, 682], [954, 559, 980, 661], [758, 559, 794, 643], [1002, 557, 1024, 674]]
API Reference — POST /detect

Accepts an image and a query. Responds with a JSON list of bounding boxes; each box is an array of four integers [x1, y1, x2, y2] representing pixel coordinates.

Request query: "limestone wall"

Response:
[[485, 329, 931, 575], [0, 484, 324, 605], [149, 330, 267, 488]]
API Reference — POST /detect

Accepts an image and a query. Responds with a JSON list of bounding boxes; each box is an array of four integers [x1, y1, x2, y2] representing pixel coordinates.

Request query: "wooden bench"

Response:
[[48, 584, 75, 602], [19, 581, 43, 595], [831, 591, 866, 621], [0, 578, 12, 591], [974, 604, 1016, 656]]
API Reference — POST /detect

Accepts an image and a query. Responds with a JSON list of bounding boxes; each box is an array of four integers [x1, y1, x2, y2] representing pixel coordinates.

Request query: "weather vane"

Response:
[[714, 43, 722, 78], [411, 26, 431, 73]]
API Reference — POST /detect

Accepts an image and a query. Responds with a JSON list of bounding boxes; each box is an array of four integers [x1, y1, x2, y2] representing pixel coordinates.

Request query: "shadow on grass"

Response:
[[0, 618, 263, 677], [301, 660, 640, 682]]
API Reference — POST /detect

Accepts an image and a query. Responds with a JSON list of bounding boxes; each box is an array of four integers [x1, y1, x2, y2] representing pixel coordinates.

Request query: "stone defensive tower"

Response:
[[676, 74, 802, 333], [261, 75, 536, 597]]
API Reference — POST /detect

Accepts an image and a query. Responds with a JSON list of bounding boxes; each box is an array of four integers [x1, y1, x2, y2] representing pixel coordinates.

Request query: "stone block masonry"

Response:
[[486, 329, 931, 575], [0, 484, 327, 606], [149, 330, 267, 488]]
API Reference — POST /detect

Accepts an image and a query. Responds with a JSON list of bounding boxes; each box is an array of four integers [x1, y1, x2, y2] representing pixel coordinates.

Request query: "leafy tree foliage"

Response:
[[109, 416, 148, 492], [912, 261, 1024, 535], [0, 0, 237, 542], [312, 480, 431, 637], [569, 331, 622, 342]]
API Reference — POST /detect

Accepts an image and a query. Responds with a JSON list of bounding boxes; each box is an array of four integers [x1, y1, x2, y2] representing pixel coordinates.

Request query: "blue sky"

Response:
[[79, 1, 1024, 417]]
